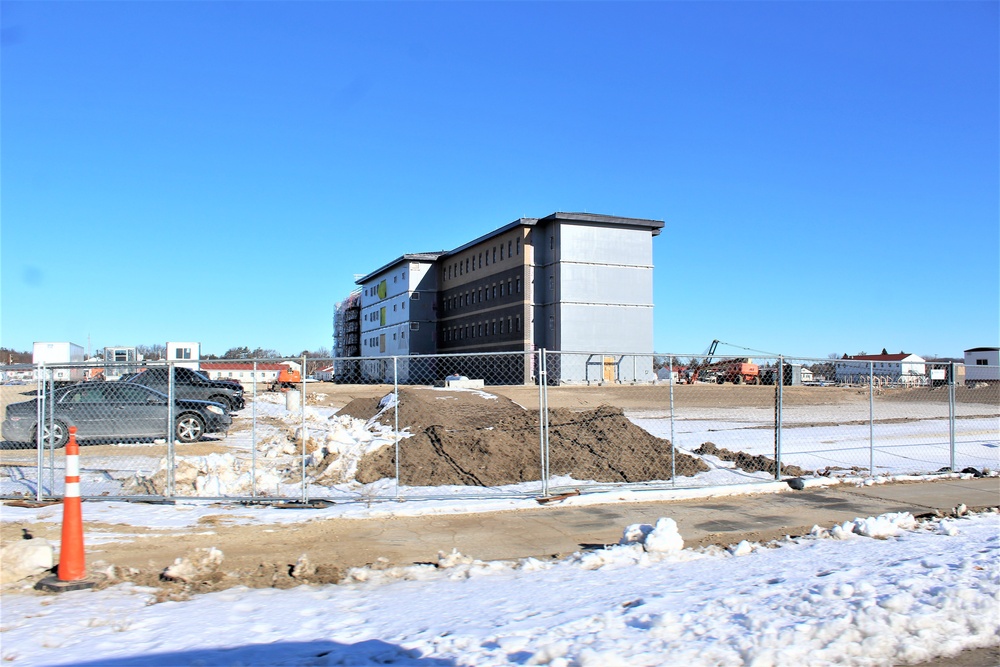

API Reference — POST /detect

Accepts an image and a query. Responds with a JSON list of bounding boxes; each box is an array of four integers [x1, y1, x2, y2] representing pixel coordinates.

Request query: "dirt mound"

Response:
[[340, 388, 708, 486], [693, 442, 808, 478]]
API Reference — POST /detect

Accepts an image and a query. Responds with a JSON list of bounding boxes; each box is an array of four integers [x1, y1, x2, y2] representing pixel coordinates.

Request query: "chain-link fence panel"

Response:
[[775, 356, 881, 478], [357, 353, 547, 500], [654, 353, 786, 487], [1, 371, 52, 500], [954, 364, 999, 475], [863, 361, 957, 477], [0, 363, 190, 501], [538, 352, 679, 493]]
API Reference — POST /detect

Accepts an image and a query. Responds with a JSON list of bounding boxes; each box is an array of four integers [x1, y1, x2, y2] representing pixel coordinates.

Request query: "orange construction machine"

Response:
[[268, 365, 302, 391], [685, 340, 761, 385]]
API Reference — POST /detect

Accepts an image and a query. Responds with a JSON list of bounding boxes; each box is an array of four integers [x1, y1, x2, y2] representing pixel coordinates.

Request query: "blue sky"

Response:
[[2, 1, 997, 360]]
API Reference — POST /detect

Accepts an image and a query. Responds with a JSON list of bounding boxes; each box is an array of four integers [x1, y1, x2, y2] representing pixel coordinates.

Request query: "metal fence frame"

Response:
[[1, 353, 996, 504]]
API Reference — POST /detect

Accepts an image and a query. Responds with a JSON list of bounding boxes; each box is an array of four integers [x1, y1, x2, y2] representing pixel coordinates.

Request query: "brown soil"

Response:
[[341, 388, 708, 486], [693, 441, 808, 477]]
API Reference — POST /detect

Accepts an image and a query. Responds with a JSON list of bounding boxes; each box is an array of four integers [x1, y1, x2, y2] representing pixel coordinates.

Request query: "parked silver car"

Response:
[[1, 382, 231, 447]]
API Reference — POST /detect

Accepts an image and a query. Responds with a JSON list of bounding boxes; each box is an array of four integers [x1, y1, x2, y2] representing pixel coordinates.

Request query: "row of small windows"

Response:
[[364, 301, 407, 322], [363, 270, 407, 299], [444, 316, 520, 342], [443, 277, 521, 312], [445, 238, 521, 281], [363, 331, 407, 348]]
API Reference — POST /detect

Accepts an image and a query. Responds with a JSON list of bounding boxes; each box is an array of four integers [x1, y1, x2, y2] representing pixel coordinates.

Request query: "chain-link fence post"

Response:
[[46, 372, 56, 498], [538, 349, 549, 497], [948, 361, 956, 472], [300, 356, 308, 504], [776, 355, 783, 480], [868, 360, 875, 478], [393, 355, 400, 500], [668, 354, 676, 487], [167, 363, 175, 498], [251, 361, 258, 498]]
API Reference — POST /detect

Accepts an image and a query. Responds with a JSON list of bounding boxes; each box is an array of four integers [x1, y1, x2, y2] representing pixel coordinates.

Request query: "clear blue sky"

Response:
[[2, 1, 997, 360]]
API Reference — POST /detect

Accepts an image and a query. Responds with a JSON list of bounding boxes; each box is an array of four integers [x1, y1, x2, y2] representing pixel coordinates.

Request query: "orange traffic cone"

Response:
[[36, 426, 94, 592]]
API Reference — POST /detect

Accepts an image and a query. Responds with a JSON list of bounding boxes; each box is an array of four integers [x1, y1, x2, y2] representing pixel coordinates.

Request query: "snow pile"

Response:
[[162, 547, 224, 583], [619, 517, 684, 553], [830, 511, 917, 539], [127, 452, 285, 497], [0, 538, 53, 584]]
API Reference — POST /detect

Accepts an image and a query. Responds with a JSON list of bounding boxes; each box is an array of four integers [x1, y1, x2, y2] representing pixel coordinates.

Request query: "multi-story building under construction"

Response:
[[335, 212, 664, 384]]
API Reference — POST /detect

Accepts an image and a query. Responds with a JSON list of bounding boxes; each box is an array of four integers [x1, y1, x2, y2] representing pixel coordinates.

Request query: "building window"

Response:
[[410, 322, 420, 330], [493, 248, 497, 263], [466, 259, 470, 273], [517, 237, 521, 254], [394, 276, 397, 283], [491, 321, 496, 335], [411, 292, 420, 300], [977, 359, 989, 365], [508, 241, 513, 256], [549, 276, 554, 291], [549, 235, 553, 250], [479, 253, 483, 268], [516, 277, 521, 293], [515, 316, 521, 332], [500, 245, 504, 260], [549, 316, 554, 331]]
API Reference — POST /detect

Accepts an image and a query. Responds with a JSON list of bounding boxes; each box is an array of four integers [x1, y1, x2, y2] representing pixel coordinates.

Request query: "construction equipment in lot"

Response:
[[268, 366, 302, 392], [685, 340, 761, 385]]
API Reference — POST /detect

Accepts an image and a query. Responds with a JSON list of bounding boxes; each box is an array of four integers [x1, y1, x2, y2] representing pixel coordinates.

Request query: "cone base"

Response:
[[34, 576, 96, 593]]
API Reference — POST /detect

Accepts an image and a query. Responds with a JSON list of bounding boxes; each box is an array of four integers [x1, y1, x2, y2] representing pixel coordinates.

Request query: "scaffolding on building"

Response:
[[333, 290, 362, 381]]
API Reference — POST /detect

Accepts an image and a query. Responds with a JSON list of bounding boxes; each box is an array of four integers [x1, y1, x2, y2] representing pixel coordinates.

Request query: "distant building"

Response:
[[166, 342, 200, 370], [338, 212, 664, 384], [201, 361, 300, 387], [964, 347, 1000, 383], [313, 365, 336, 382], [835, 350, 927, 384], [103, 346, 141, 381]]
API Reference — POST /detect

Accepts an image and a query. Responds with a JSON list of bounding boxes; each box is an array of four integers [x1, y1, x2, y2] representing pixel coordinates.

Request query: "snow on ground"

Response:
[[631, 415, 1000, 478], [1, 509, 997, 666]]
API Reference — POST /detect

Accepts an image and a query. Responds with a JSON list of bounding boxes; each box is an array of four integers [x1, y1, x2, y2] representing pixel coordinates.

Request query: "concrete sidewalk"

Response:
[[336, 477, 1000, 566]]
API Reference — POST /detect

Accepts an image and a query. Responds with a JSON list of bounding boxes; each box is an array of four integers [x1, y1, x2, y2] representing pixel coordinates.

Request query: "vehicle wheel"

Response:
[[176, 413, 206, 443], [716, 376, 725, 384], [33, 420, 69, 448], [208, 395, 231, 411], [750, 376, 759, 385], [733, 375, 743, 385]]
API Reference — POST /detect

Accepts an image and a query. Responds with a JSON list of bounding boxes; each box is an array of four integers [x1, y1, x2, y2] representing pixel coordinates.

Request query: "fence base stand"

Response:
[[34, 575, 96, 593], [536, 489, 581, 505]]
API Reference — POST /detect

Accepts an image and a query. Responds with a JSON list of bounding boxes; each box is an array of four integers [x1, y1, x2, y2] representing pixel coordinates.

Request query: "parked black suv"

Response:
[[123, 367, 246, 411]]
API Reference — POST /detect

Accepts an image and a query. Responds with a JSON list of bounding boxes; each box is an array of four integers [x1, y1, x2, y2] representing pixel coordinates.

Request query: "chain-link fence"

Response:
[[2, 353, 997, 503]]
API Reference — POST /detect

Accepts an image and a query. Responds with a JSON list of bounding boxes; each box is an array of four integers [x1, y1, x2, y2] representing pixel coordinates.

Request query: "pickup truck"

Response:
[[123, 367, 246, 411]]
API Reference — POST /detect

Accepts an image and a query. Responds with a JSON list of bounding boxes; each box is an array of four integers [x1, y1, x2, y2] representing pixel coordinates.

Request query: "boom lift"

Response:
[[685, 340, 761, 385]]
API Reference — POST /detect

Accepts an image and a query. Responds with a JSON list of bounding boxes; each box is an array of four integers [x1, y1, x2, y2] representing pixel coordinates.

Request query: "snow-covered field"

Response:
[[2, 391, 997, 501], [1, 504, 997, 666]]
